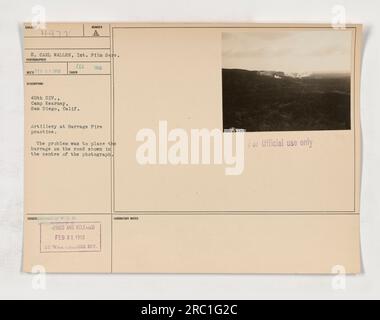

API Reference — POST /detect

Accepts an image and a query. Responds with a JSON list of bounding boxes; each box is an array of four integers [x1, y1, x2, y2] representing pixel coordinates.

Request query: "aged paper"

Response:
[[23, 23, 362, 273]]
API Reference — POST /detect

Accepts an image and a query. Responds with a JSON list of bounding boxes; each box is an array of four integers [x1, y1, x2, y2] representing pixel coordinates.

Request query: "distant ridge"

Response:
[[222, 68, 350, 80]]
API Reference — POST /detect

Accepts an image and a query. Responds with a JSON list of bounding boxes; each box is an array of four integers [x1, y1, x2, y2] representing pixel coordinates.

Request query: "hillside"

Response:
[[222, 69, 351, 132]]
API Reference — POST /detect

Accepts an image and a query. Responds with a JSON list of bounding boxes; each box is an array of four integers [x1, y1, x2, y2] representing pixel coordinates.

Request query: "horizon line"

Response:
[[222, 68, 351, 75]]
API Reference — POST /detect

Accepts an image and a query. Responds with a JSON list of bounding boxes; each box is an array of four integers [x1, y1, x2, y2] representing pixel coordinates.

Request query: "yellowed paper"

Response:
[[23, 23, 362, 274]]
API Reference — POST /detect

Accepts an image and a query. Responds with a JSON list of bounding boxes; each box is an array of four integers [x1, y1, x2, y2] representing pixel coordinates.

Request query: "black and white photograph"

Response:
[[222, 30, 353, 132]]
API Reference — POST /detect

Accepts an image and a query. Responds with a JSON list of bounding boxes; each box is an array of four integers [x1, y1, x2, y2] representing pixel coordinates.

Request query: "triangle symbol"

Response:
[[93, 30, 100, 37]]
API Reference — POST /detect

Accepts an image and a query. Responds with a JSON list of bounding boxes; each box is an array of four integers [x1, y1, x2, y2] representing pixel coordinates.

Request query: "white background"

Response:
[[0, 0, 379, 300]]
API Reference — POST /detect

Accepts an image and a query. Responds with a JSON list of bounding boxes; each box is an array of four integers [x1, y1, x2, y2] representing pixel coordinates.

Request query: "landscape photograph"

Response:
[[222, 30, 353, 132]]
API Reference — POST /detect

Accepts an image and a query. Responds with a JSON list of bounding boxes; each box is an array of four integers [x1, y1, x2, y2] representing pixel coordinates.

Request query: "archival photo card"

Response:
[[23, 24, 362, 274], [222, 29, 353, 132]]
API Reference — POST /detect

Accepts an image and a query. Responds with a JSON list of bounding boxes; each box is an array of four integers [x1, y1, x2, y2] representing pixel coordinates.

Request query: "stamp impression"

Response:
[[40, 222, 101, 253]]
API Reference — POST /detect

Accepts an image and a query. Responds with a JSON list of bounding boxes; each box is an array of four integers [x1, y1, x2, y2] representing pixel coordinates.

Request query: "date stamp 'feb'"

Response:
[[40, 222, 101, 253]]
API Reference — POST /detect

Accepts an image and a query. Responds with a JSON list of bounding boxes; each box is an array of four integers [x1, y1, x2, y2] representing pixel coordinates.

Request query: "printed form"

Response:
[[23, 23, 362, 273]]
